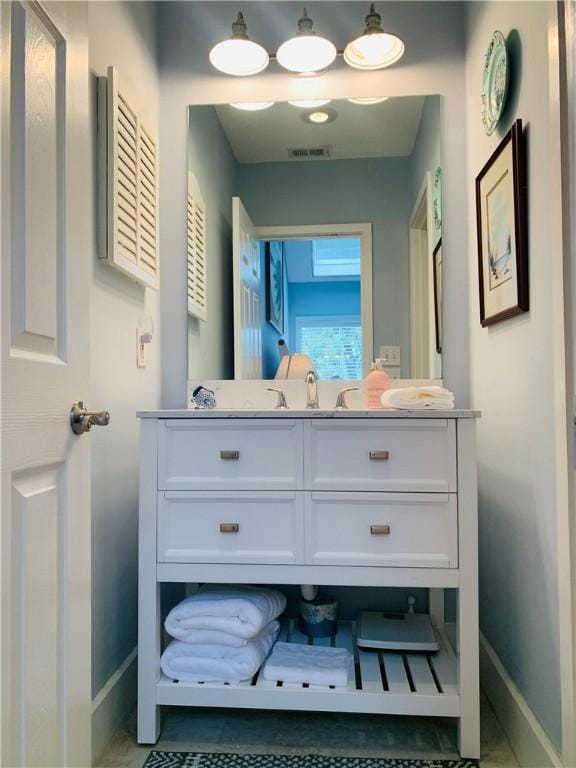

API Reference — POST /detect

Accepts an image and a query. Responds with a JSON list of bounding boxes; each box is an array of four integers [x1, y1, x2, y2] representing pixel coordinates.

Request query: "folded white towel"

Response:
[[160, 623, 279, 683], [164, 586, 287, 640], [164, 620, 280, 647], [381, 386, 455, 411], [262, 641, 353, 688]]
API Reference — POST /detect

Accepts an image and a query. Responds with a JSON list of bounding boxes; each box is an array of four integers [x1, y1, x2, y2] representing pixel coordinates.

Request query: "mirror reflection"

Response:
[[187, 96, 442, 381]]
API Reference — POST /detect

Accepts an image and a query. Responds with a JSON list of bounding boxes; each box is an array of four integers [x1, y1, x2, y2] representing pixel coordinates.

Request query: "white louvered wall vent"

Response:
[[98, 66, 159, 290], [187, 172, 207, 321]]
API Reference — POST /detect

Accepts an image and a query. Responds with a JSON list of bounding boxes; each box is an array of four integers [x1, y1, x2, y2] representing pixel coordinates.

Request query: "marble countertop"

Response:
[[137, 408, 480, 419]]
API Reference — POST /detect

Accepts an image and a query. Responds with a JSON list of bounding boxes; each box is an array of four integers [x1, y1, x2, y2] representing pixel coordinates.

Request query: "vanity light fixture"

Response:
[[344, 4, 405, 70], [230, 101, 275, 111], [209, 12, 270, 77], [276, 8, 337, 76], [210, 6, 403, 79], [288, 98, 332, 108], [348, 96, 390, 105]]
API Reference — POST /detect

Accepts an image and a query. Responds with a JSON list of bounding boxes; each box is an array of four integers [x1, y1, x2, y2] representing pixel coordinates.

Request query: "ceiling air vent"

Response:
[[287, 145, 332, 160]]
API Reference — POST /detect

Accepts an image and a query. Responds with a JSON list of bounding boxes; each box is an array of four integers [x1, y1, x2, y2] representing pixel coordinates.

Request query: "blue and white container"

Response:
[[299, 596, 338, 638]]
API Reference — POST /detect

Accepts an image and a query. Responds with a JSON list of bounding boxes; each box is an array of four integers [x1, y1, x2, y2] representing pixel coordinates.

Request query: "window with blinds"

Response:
[[296, 315, 362, 380], [187, 172, 207, 320], [98, 66, 159, 290]]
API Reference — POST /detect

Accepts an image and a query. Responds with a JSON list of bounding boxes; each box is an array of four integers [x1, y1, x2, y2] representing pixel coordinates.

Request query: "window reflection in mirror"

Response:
[[187, 96, 442, 381]]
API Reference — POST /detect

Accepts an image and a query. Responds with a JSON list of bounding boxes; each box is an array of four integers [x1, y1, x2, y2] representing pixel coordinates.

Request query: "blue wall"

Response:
[[237, 157, 413, 376], [410, 95, 442, 376], [411, 95, 442, 247], [288, 281, 361, 348]]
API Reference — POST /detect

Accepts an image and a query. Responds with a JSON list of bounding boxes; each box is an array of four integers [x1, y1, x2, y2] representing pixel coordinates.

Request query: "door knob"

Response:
[[70, 401, 111, 435]]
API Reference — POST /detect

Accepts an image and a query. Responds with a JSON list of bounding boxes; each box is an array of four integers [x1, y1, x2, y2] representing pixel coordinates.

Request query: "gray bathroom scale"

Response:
[[357, 611, 440, 652]]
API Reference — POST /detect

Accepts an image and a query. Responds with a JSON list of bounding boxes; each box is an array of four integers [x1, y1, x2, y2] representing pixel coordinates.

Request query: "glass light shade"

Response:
[[277, 35, 337, 75], [288, 98, 331, 108], [275, 354, 316, 379], [230, 101, 275, 111], [344, 32, 404, 70], [209, 38, 270, 77], [348, 96, 389, 105]]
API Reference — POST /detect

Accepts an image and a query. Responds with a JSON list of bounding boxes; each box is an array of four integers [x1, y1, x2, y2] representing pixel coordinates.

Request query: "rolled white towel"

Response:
[[164, 585, 287, 640], [262, 642, 353, 688], [165, 620, 280, 647], [381, 386, 455, 411], [160, 623, 279, 683]]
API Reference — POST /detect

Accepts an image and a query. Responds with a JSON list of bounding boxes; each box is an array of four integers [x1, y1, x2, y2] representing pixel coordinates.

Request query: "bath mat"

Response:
[[142, 752, 478, 768]]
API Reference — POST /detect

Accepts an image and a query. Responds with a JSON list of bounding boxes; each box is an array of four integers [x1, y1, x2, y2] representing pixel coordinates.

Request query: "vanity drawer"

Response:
[[305, 419, 457, 492], [158, 419, 303, 491], [306, 492, 458, 568], [157, 491, 304, 564]]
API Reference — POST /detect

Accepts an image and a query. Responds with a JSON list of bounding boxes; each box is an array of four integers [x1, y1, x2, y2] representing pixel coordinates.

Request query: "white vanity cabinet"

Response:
[[138, 410, 480, 758]]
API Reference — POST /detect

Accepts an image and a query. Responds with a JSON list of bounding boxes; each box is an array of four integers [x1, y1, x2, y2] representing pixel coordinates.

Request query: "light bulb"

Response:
[[348, 96, 390, 105], [302, 107, 337, 125], [344, 4, 405, 71], [288, 98, 331, 108], [308, 111, 330, 123], [230, 101, 275, 111], [209, 13, 269, 76], [277, 9, 337, 75]]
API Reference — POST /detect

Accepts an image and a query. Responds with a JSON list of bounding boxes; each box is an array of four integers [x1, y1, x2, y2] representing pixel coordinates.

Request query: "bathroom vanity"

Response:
[[138, 409, 480, 758]]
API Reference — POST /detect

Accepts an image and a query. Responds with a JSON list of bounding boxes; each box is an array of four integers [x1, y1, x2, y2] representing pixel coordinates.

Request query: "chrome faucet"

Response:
[[305, 370, 319, 409]]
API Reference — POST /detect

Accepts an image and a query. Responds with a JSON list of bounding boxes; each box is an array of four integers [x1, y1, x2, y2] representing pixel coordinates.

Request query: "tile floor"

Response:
[[97, 693, 518, 768]]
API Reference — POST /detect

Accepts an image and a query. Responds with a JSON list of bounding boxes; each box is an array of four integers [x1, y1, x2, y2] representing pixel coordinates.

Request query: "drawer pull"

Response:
[[370, 525, 391, 536], [369, 450, 390, 461], [219, 523, 240, 533], [220, 450, 240, 460]]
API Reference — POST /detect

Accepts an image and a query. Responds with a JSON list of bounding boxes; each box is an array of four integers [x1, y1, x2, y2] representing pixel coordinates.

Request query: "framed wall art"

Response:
[[475, 119, 528, 326], [266, 240, 284, 334]]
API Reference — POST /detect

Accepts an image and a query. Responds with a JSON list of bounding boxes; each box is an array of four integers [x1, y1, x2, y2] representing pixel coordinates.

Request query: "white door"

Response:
[[1, 2, 93, 766], [232, 197, 262, 379]]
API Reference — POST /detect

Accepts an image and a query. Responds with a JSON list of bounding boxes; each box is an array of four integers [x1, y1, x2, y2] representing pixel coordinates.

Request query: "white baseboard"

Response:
[[91, 647, 138, 765], [480, 633, 563, 768]]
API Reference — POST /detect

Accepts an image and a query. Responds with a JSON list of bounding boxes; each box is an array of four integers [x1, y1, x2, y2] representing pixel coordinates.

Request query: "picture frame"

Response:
[[433, 238, 442, 354], [266, 241, 284, 334], [475, 118, 528, 326]]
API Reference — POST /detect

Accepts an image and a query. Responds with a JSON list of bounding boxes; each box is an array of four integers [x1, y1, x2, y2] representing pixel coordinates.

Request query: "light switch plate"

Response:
[[137, 327, 147, 368], [379, 346, 401, 366]]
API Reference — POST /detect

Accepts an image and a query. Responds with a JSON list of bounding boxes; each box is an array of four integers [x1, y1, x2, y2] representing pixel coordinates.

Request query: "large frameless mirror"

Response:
[[187, 95, 442, 381]]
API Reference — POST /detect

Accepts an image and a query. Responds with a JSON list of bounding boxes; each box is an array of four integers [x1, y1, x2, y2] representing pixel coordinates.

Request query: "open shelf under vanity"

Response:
[[157, 619, 459, 717]]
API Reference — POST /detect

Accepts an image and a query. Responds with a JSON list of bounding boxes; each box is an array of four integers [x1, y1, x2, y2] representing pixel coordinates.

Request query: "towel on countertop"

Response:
[[380, 386, 455, 411], [164, 586, 287, 640], [262, 642, 353, 688], [160, 623, 279, 683]]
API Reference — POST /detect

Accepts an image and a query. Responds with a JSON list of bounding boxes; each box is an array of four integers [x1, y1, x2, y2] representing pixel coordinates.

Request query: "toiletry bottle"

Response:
[[365, 363, 390, 408]]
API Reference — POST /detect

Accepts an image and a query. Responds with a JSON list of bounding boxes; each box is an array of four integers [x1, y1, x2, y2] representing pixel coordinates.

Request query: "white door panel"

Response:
[[1, 2, 91, 766], [233, 197, 262, 379]]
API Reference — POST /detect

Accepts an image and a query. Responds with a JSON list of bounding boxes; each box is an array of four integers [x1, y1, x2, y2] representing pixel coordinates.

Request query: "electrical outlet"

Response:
[[379, 346, 401, 366]]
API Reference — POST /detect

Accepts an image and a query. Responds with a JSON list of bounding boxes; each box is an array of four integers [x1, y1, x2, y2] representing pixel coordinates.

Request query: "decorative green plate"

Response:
[[481, 30, 509, 135], [433, 167, 442, 231]]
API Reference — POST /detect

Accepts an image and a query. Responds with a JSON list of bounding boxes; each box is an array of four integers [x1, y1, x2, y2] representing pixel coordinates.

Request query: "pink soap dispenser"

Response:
[[365, 363, 390, 409]]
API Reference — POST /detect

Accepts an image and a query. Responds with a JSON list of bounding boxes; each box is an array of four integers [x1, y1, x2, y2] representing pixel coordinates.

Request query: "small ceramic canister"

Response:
[[299, 596, 339, 638]]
